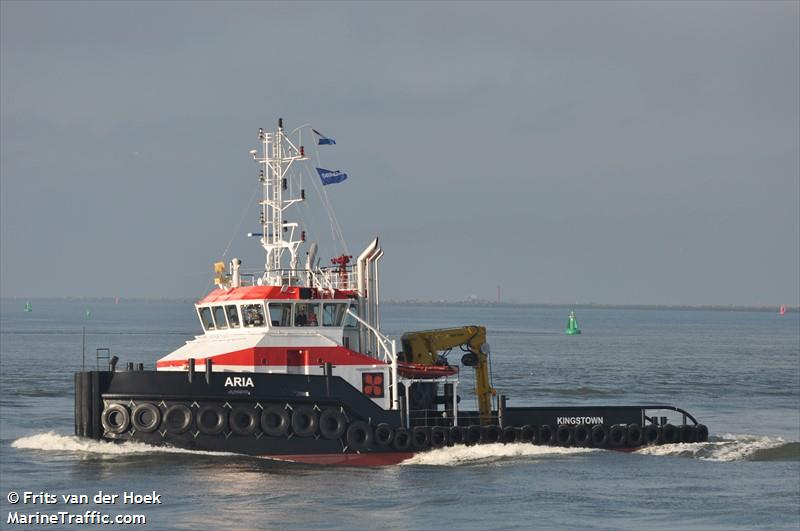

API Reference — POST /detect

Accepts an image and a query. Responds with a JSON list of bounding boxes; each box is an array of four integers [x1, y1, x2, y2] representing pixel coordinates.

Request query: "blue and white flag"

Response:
[[316, 167, 348, 185], [312, 129, 336, 145]]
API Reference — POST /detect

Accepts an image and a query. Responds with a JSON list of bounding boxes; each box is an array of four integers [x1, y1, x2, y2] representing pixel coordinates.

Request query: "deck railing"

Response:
[[345, 309, 398, 411], [230, 267, 357, 291]]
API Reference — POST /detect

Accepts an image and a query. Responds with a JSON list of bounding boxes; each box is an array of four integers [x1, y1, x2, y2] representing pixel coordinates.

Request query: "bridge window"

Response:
[[198, 307, 215, 331], [242, 304, 266, 327], [344, 303, 359, 328], [322, 303, 347, 327], [212, 306, 228, 329], [226, 305, 240, 328], [294, 302, 320, 327], [268, 303, 292, 327]]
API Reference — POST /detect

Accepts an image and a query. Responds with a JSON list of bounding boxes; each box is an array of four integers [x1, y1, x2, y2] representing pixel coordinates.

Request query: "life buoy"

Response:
[[346, 420, 373, 450], [196, 405, 227, 435], [374, 423, 394, 446], [517, 425, 535, 443], [573, 424, 591, 446], [626, 424, 644, 447], [260, 405, 289, 437], [643, 424, 660, 445], [230, 407, 258, 436], [501, 426, 518, 443], [679, 424, 696, 444], [591, 424, 609, 447], [291, 406, 318, 437], [131, 403, 161, 433], [101, 403, 130, 434], [537, 425, 555, 445], [609, 424, 626, 448], [393, 428, 411, 450], [450, 426, 467, 445], [411, 426, 430, 450], [319, 408, 347, 440], [430, 426, 449, 447], [556, 425, 574, 446], [695, 424, 709, 443], [163, 404, 192, 434], [661, 423, 679, 444], [466, 425, 482, 445]]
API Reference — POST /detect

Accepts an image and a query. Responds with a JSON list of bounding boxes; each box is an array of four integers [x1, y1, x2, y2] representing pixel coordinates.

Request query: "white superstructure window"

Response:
[[198, 307, 215, 331], [322, 303, 347, 327], [226, 305, 241, 328], [344, 303, 359, 328], [267, 303, 292, 327], [242, 304, 266, 327], [294, 302, 320, 327], [212, 306, 228, 329]]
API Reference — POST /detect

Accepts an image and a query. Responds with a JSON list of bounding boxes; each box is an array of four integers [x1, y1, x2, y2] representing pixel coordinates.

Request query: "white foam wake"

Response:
[[634, 433, 796, 462], [401, 442, 596, 466], [11, 431, 235, 457]]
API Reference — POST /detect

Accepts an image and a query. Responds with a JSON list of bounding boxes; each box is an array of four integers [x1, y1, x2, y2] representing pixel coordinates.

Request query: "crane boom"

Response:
[[400, 326, 494, 424]]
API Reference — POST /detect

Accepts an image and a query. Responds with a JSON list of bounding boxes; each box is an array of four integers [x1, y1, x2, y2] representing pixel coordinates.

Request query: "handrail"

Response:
[[640, 405, 699, 426], [219, 266, 359, 291], [345, 309, 398, 410]]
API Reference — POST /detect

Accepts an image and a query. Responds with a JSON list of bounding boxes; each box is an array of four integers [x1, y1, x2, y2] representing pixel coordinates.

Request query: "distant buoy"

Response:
[[779, 304, 787, 316], [24, 301, 32, 313], [565, 310, 581, 335]]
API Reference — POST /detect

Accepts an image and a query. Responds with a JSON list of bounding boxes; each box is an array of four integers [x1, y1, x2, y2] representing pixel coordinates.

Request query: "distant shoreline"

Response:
[[381, 301, 798, 313], [1, 297, 796, 313]]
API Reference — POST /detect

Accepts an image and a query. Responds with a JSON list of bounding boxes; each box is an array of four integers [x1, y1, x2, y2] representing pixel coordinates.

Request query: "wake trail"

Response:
[[11, 432, 236, 458]]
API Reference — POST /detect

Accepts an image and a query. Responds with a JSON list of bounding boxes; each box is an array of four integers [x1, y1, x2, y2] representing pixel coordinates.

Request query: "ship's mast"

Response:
[[252, 118, 308, 286]]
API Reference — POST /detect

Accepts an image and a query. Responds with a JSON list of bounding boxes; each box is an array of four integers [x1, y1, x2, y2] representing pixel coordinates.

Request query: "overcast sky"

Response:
[[1, 1, 798, 305]]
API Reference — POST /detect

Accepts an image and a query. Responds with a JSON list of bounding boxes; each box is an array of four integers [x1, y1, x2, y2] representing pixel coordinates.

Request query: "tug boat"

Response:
[[74, 119, 708, 465]]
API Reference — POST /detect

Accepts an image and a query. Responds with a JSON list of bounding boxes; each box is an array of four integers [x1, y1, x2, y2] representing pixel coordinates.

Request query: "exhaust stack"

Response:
[[356, 238, 380, 354], [305, 243, 318, 286]]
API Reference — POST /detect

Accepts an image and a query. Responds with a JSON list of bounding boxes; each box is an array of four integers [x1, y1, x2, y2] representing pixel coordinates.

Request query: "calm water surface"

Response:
[[1, 299, 798, 530]]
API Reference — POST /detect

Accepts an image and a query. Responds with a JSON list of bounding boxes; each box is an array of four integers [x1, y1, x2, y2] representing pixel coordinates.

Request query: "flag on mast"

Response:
[[316, 168, 348, 185], [312, 129, 336, 145]]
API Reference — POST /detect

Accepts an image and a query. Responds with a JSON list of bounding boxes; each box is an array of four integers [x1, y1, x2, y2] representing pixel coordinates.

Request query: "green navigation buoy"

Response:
[[24, 301, 32, 312], [565, 310, 581, 335]]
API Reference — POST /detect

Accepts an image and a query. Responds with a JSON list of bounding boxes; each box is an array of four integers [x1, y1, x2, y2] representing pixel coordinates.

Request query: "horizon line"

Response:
[[0, 296, 796, 312]]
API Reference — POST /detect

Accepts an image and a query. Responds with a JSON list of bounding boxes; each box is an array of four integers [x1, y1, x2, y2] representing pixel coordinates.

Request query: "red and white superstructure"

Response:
[[155, 119, 400, 411]]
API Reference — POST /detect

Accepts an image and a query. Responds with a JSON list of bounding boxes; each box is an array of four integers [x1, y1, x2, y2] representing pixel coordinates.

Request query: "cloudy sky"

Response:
[[1, 1, 798, 305]]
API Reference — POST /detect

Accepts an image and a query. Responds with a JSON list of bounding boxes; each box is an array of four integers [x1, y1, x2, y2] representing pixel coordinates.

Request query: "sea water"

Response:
[[1, 299, 798, 530]]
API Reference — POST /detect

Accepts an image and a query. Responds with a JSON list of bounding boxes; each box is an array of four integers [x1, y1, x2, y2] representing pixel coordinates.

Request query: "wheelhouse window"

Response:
[[242, 304, 266, 327], [344, 303, 359, 328], [294, 302, 320, 327], [198, 307, 215, 331], [322, 303, 347, 327], [212, 306, 228, 329], [268, 303, 292, 327], [226, 305, 240, 328]]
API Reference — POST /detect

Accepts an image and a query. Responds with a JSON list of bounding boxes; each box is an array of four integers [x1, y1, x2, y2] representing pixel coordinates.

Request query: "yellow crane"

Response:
[[400, 326, 494, 424]]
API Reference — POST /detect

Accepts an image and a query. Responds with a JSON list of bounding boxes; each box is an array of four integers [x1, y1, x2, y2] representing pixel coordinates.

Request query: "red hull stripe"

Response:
[[157, 345, 387, 368], [199, 286, 355, 304], [262, 452, 415, 466]]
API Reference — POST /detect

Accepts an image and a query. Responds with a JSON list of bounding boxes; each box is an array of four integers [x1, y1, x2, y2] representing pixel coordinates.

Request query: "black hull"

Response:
[[75, 369, 707, 465]]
